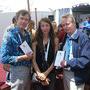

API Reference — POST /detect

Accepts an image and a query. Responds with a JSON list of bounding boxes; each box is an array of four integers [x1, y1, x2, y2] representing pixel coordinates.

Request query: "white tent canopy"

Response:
[[0, 0, 90, 12]]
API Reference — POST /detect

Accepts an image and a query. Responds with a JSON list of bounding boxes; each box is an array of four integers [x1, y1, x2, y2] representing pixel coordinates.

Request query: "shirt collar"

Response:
[[14, 26, 21, 33], [67, 29, 79, 40], [15, 26, 27, 34]]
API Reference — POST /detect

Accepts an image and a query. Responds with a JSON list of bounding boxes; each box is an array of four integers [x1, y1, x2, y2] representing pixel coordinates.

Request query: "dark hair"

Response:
[[58, 24, 63, 31], [16, 9, 31, 21], [35, 17, 55, 52], [12, 16, 16, 24]]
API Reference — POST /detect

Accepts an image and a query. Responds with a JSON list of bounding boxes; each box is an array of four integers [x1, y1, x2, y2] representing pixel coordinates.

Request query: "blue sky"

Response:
[[0, 0, 90, 12]]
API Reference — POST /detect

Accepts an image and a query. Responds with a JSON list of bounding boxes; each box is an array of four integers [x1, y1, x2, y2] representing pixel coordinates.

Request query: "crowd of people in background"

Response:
[[0, 9, 90, 90], [79, 17, 90, 37]]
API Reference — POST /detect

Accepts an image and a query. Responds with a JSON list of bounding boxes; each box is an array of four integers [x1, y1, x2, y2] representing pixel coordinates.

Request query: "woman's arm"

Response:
[[32, 42, 41, 73], [43, 63, 54, 77]]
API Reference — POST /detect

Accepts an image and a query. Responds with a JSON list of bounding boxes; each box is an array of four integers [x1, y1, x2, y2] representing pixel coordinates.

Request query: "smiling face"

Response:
[[16, 14, 30, 30], [15, 10, 30, 30], [61, 15, 76, 35]]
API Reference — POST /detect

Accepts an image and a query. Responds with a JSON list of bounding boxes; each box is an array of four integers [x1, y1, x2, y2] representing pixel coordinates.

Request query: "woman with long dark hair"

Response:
[[32, 18, 59, 90]]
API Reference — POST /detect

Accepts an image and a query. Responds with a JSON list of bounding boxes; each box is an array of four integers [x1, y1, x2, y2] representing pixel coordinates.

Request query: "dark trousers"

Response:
[[55, 79, 64, 90], [32, 80, 55, 90], [84, 84, 90, 90]]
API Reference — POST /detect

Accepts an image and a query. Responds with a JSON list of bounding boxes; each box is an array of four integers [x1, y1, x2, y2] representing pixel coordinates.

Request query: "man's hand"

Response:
[[17, 52, 33, 61], [56, 73, 63, 79], [26, 52, 33, 60], [60, 60, 67, 68]]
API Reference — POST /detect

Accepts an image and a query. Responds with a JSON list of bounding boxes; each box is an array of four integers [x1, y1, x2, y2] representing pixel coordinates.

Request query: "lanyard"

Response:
[[18, 33, 23, 44], [44, 39, 50, 61]]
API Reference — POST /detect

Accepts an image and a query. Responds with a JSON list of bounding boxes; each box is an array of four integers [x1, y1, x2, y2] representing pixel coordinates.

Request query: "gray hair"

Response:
[[62, 14, 76, 23]]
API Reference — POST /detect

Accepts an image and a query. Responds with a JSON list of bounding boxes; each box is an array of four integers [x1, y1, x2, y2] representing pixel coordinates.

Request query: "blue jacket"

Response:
[[61, 30, 90, 85], [0, 26, 31, 67]]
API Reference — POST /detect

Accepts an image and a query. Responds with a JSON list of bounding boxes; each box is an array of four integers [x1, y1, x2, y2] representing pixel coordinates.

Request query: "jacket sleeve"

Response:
[[67, 36, 90, 71], [0, 31, 18, 64]]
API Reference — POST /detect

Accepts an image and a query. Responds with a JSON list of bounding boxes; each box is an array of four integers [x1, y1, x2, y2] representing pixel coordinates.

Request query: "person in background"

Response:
[[52, 21, 58, 35], [6, 16, 17, 30], [1, 10, 33, 90], [60, 14, 90, 90], [27, 20, 36, 42], [57, 24, 66, 43], [32, 18, 59, 90], [54, 24, 66, 90], [79, 19, 84, 32], [76, 21, 79, 29], [82, 17, 90, 37]]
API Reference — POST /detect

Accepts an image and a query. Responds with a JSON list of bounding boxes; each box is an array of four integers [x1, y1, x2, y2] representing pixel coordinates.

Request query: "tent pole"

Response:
[[27, 0, 31, 16], [35, 8, 37, 29]]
